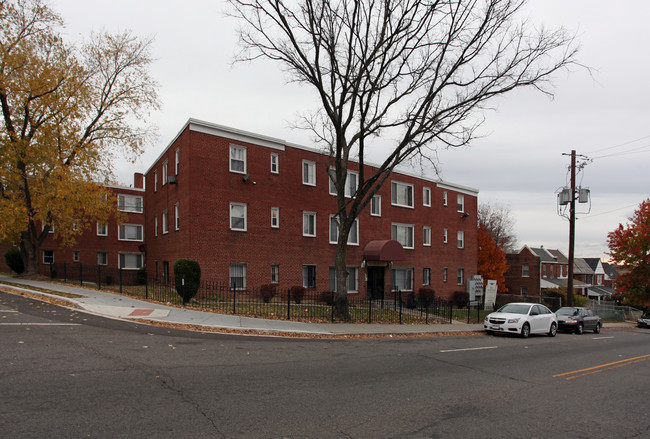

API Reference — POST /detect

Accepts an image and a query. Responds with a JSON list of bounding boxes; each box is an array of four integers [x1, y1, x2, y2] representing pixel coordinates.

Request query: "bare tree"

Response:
[[228, 0, 577, 317], [478, 201, 518, 252]]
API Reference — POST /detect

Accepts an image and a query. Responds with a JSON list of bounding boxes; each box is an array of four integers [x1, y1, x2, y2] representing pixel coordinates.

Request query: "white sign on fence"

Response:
[[484, 280, 497, 309], [467, 275, 484, 302]]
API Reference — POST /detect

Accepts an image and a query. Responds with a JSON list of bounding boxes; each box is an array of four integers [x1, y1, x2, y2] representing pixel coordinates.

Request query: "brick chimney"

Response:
[[134, 172, 144, 189]]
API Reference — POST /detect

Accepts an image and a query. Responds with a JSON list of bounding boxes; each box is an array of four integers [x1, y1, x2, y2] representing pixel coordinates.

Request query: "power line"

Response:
[[586, 134, 650, 154]]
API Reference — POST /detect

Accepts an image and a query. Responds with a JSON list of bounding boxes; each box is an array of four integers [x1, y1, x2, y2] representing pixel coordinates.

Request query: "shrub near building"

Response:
[[174, 258, 201, 305]]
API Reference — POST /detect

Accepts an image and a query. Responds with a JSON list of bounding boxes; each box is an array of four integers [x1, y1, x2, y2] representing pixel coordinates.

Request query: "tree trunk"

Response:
[[333, 239, 350, 320], [20, 229, 40, 276]]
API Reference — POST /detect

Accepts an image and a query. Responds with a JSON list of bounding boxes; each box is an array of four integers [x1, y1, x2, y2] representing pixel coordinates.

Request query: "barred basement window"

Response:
[[302, 265, 316, 289], [97, 251, 108, 266], [230, 263, 247, 289]]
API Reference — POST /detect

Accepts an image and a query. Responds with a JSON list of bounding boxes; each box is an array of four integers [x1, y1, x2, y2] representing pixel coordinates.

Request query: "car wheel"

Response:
[[486, 330, 494, 335], [521, 323, 530, 338], [594, 322, 601, 334], [548, 322, 557, 337], [576, 322, 583, 335]]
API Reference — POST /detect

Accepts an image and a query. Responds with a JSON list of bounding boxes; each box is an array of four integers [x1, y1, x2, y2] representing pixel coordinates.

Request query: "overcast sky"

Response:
[[53, 0, 650, 261]]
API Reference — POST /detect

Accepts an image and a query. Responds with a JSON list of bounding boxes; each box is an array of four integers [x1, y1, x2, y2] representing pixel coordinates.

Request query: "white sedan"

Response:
[[484, 302, 558, 338]]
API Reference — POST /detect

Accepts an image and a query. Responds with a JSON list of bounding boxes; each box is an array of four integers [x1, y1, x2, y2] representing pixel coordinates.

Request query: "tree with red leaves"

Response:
[[607, 199, 650, 306], [477, 224, 509, 293]]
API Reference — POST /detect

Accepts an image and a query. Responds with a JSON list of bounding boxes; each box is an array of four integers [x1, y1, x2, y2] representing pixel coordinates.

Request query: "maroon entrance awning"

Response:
[[363, 240, 405, 262]]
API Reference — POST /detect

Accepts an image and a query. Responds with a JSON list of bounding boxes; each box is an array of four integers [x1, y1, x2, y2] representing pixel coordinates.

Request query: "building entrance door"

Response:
[[367, 266, 385, 300]]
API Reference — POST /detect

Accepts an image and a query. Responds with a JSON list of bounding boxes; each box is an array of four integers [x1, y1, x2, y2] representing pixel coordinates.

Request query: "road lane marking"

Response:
[[0, 323, 80, 326], [440, 346, 498, 353], [553, 354, 650, 380], [593, 336, 614, 340], [0, 310, 18, 312]]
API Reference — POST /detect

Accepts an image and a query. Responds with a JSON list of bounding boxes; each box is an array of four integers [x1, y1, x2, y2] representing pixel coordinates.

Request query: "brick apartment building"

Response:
[[3, 119, 479, 300]]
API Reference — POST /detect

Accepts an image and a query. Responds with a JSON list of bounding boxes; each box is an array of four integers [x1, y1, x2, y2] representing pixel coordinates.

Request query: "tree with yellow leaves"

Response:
[[0, 0, 159, 274]]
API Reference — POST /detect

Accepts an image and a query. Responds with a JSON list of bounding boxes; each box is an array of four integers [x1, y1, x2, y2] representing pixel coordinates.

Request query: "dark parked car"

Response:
[[555, 307, 602, 334], [638, 311, 650, 328]]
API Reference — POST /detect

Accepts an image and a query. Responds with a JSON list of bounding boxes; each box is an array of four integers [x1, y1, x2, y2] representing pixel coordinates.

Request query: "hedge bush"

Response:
[[418, 287, 435, 308], [260, 284, 277, 303], [290, 285, 306, 304], [173, 259, 201, 305], [4, 248, 24, 275]]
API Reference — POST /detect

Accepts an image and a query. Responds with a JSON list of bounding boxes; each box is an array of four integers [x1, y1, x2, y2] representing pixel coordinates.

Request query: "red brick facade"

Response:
[[505, 246, 541, 296], [144, 120, 478, 300]]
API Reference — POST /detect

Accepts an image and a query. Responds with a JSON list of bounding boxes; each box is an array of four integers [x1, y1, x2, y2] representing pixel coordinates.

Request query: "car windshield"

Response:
[[556, 307, 578, 316], [497, 304, 531, 315]]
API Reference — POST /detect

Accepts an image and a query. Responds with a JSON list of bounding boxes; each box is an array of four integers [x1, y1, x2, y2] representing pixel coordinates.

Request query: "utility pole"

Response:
[[567, 150, 576, 307]]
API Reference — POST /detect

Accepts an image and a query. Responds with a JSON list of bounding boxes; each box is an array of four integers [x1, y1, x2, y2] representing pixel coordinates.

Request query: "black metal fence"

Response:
[[41, 263, 453, 325]]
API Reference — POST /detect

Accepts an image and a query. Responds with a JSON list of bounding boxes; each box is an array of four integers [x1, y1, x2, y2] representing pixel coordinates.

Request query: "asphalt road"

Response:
[[1, 291, 649, 438]]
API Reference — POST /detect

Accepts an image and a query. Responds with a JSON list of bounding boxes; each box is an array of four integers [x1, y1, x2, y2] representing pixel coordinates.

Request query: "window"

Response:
[[302, 160, 316, 186], [423, 187, 431, 207], [72, 222, 77, 231], [42, 250, 54, 264], [443, 191, 448, 206], [391, 181, 414, 208], [118, 194, 143, 213], [423, 227, 431, 246], [162, 209, 169, 234], [271, 207, 280, 228], [457, 268, 465, 285], [119, 224, 143, 241], [230, 145, 246, 173], [303, 212, 316, 237], [230, 263, 247, 289], [329, 215, 359, 245], [392, 267, 413, 291], [270, 153, 279, 174], [443, 267, 448, 283], [174, 203, 180, 230], [522, 264, 530, 277], [457, 194, 465, 212], [154, 216, 158, 237], [443, 228, 448, 244], [154, 170, 158, 192], [73, 251, 79, 262], [457, 231, 464, 249], [302, 265, 316, 288], [42, 223, 54, 233], [175, 148, 180, 175], [371, 195, 381, 216], [521, 287, 528, 296], [97, 223, 108, 236], [162, 160, 168, 185], [119, 253, 143, 270], [329, 266, 359, 292], [97, 251, 108, 266], [271, 264, 279, 284], [345, 171, 358, 197], [392, 223, 414, 249], [230, 203, 247, 231], [423, 268, 431, 286]]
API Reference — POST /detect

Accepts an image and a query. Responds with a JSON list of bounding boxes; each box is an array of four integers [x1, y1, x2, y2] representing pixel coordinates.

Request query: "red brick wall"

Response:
[[144, 122, 478, 300], [505, 248, 541, 296]]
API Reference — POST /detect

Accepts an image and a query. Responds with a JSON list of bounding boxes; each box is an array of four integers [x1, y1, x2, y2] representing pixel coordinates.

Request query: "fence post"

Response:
[[287, 288, 291, 320], [145, 268, 149, 300], [330, 291, 335, 322], [80, 264, 83, 286], [399, 290, 403, 324], [182, 277, 186, 306], [467, 303, 470, 324], [368, 294, 372, 324], [232, 286, 236, 314], [97, 265, 102, 290], [119, 266, 123, 294]]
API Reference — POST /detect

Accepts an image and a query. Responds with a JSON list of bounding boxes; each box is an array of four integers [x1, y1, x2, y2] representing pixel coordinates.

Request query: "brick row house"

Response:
[[3, 119, 479, 300]]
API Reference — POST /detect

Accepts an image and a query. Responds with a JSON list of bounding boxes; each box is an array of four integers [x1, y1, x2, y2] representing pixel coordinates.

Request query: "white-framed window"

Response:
[[73, 251, 79, 262], [154, 216, 158, 237], [328, 169, 358, 198], [119, 253, 143, 270], [392, 267, 413, 291], [423, 187, 431, 207], [270, 153, 279, 174], [154, 170, 158, 192], [118, 194, 143, 213], [457, 194, 465, 212], [230, 263, 247, 289], [302, 160, 316, 186], [371, 195, 381, 216], [162, 160, 168, 185], [97, 251, 108, 266], [303, 211, 316, 237], [230, 203, 247, 231], [522, 264, 530, 277], [391, 181, 414, 208], [175, 148, 180, 175], [443, 267, 448, 283], [271, 207, 280, 228], [174, 203, 180, 230], [42, 223, 54, 234], [162, 209, 169, 234], [391, 223, 414, 249], [302, 265, 316, 289], [443, 191, 448, 206], [42, 250, 54, 264], [230, 145, 246, 173], [423, 226, 431, 246], [423, 267, 431, 286], [329, 266, 359, 292], [443, 228, 448, 244], [457, 268, 465, 285], [72, 222, 77, 231], [97, 222, 108, 236], [119, 224, 143, 241], [457, 231, 464, 249], [329, 215, 359, 245], [271, 264, 279, 284]]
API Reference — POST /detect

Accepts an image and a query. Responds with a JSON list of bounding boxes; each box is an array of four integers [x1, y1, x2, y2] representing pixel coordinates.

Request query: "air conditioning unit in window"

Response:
[[168, 175, 177, 184]]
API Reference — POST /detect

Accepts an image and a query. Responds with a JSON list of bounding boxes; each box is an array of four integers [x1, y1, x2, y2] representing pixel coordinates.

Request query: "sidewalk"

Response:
[[0, 275, 634, 337]]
